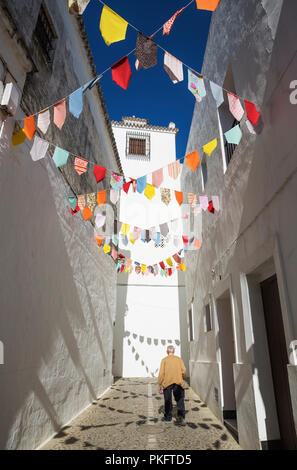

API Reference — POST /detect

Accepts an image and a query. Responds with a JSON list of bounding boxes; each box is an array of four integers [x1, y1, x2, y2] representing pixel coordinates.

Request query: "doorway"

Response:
[[260, 275, 297, 450], [217, 291, 237, 436]]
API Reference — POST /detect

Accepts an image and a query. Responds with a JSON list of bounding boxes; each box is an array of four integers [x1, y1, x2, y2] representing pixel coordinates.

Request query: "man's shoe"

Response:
[[176, 416, 186, 426], [163, 417, 172, 423]]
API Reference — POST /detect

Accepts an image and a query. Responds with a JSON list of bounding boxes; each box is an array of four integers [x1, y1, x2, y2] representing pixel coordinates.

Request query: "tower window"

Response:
[[126, 132, 150, 160], [129, 138, 146, 156]]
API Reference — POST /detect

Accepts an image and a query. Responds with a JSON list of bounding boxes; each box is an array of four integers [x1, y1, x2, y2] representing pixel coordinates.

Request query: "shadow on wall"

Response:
[[0, 155, 114, 450]]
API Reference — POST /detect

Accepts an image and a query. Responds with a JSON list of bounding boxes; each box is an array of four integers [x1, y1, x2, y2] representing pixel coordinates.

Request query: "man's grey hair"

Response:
[[167, 345, 175, 354]]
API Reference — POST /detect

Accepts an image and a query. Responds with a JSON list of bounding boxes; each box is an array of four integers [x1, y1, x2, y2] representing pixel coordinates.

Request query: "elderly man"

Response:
[[158, 345, 186, 424]]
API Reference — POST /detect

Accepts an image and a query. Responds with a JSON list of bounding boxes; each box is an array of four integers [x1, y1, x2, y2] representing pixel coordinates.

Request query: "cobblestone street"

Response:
[[42, 378, 241, 451]]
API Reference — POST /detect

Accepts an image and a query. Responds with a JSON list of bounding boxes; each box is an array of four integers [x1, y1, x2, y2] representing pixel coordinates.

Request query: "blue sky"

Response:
[[83, 0, 212, 158]]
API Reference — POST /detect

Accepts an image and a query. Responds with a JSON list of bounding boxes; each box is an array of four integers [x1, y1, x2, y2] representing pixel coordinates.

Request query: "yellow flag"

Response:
[[179, 263, 186, 272], [11, 129, 26, 146], [144, 183, 156, 200], [141, 264, 146, 273], [129, 234, 135, 244], [99, 5, 128, 46], [203, 138, 218, 156], [103, 244, 111, 254], [166, 257, 173, 267], [121, 223, 130, 236]]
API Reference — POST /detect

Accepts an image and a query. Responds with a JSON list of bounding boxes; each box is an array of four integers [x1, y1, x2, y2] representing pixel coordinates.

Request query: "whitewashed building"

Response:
[[182, 0, 297, 450], [0, 0, 121, 450], [112, 116, 189, 379]]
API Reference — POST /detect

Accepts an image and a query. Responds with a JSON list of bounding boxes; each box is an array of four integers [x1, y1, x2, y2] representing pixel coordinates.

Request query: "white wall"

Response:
[[112, 120, 188, 377], [0, 0, 118, 450]]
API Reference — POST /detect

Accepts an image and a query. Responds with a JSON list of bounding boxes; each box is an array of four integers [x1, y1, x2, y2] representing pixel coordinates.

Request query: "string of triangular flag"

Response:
[[13, 0, 260, 146], [99, 241, 187, 276]]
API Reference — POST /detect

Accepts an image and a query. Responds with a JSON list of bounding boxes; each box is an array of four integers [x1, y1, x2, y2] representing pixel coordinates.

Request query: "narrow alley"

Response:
[[41, 378, 240, 451]]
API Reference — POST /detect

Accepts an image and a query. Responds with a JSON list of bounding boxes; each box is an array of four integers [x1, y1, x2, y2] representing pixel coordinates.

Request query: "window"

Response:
[[126, 132, 150, 160], [204, 304, 212, 332], [32, 3, 57, 64], [129, 138, 146, 156]]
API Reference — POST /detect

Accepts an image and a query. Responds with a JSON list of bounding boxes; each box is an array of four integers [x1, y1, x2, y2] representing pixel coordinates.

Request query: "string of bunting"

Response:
[[99, 242, 187, 277], [12, 0, 261, 147]]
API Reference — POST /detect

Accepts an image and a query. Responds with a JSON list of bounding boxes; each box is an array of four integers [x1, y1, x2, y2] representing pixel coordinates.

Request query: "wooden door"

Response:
[[261, 275, 297, 449]]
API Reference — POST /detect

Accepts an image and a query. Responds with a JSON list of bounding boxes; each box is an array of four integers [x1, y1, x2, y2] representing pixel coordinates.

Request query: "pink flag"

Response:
[[54, 98, 66, 130], [37, 109, 50, 134], [152, 168, 163, 188], [199, 195, 209, 211], [168, 160, 182, 179], [227, 92, 244, 122]]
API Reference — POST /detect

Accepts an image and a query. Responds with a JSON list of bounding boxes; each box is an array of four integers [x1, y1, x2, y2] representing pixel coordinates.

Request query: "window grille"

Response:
[[126, 132, 150, 160], [33, 4, 57, 64]]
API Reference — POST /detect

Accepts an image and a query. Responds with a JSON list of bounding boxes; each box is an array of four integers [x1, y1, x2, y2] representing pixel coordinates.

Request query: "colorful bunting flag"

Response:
[[110, 189, 119, 204], [152, 168, 163, 188], [164, 52, 183, 84], [82, 206, 92, 221], [225, 125, 242, 145], [97, 190, 106, 206], [208, 200, 215, 213], [160, 188, 171, 206], [159, 223, 169, 237], [30, 135, 49, 161], [121, 223, 130, 236], [136, 32, 157, 69], [11, 129, 26, 146], [203, 138, 218, 156], [87, 193, 96, 211], [209, 80, 224, 107], [69, 87, 83, 118], [175, 191, 183, 206], [53, 99, 66, 130], [23, 115, 36, 140], [95, 212, 106, 228], [196, 0, 221, 11], [37, 109, 50, 134], [77, 194, 85, 210], [74, 156, 88, 175], [227, 92, 244, 122], [137, 175, 147, 194], [53, 147, 69, 167], [244, 100, 260, 126], [168, 160, 182, 179], [188, 193, 197, 208], [111, 56, 132, 90], [188, 70, 206, 102], [94, 164, 107, 183], [199, 195, 209, 211], [163, 7, 185, 35], [99, 5, 128, 46], [144, 183, 155, 200], [110, 172, 123, 190], [68, 197, 77, 211], [186, 150, 200, 171]]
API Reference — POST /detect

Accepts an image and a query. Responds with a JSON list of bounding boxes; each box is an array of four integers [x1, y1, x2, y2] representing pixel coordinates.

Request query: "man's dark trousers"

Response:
[[163, 383, 185, 420]]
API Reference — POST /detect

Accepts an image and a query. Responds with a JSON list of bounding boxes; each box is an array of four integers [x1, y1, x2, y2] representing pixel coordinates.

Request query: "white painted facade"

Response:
[[182, 0, 297, 450], [0, 0, 119, 450], [112, 117, 189, 378]]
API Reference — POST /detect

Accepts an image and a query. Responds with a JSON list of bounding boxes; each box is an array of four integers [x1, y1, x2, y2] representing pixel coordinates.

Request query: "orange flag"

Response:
[[196, 0, 221, 11], [186, 150, 200, 171], [175, 190, 183, 206], [97, 190, 106, 206], [82, 206, 92, 221], [96, 235, 104, 247], [23, 115, 36, 140]]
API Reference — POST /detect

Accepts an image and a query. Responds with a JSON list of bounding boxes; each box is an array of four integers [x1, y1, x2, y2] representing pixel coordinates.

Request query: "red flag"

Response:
[[111, 56, 132, 90], [244, 100, 261, 126], [123, 181, 132, 194], [159, 261, 165, 270], [208, 200, 215, 214], [94, 164, 107, 183]]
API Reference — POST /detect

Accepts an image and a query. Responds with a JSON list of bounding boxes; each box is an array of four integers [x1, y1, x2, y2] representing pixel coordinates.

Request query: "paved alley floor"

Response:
[[42, 378, 241, 451]]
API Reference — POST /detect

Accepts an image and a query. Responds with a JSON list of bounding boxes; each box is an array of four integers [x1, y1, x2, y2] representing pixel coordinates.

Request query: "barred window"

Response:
[[126, 132, 150, 160], [129, 138, 146, 156], [33, 3, 57, 64]]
